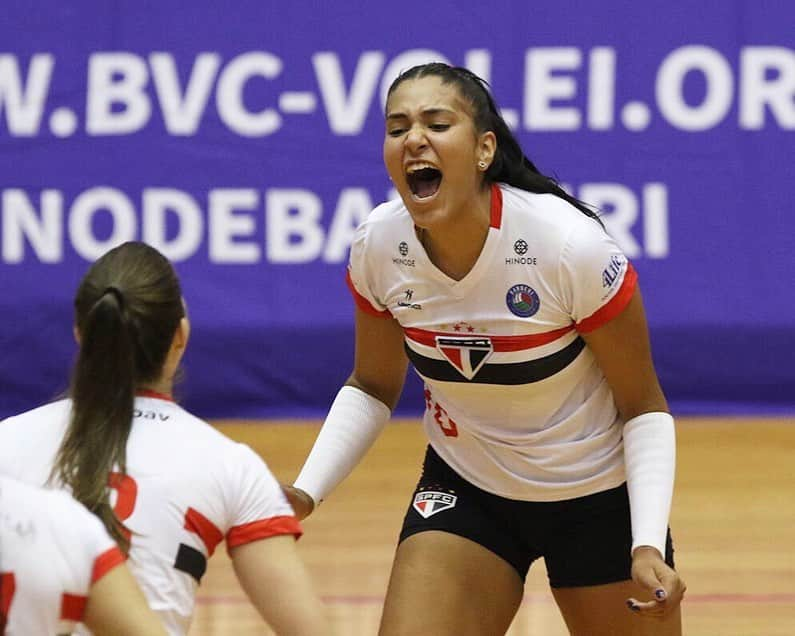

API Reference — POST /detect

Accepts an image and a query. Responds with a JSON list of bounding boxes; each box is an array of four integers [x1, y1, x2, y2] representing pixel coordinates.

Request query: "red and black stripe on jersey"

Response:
[[404, 336, 585, 384]]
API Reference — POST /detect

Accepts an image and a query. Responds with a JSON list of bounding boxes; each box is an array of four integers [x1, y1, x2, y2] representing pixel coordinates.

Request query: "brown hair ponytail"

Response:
[[51, 242, 184, 552]]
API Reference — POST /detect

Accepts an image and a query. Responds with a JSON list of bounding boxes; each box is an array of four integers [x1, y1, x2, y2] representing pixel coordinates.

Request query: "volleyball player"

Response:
[[286, 63, 685, 635], [0, 242, 327, 635], [0, 474, 165, 635]]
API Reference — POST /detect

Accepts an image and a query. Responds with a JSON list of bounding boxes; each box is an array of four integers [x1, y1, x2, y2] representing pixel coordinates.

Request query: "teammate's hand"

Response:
[[626, 546, 686, 618], [281, 485, 316, 520]]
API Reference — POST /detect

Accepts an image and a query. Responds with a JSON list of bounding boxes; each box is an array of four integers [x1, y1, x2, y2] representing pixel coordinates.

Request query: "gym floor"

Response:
[[189, 417, 795, 635]]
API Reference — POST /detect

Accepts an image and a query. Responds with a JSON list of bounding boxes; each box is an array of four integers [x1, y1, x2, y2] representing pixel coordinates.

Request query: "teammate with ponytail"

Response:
[[0, 242, 328, 636]]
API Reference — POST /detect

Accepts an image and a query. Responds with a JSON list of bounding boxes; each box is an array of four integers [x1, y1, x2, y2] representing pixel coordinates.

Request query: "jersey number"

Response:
[[108, 472, 137, 542], [424, 388, 458, 437], [107, 473, 213, 583]]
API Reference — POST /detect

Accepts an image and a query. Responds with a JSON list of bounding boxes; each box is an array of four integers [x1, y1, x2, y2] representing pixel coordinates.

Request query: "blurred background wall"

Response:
[[1, 0, 792, 420]]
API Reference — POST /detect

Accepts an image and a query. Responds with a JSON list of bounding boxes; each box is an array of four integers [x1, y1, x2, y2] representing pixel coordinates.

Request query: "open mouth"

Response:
[[406, 167, 442, 199]]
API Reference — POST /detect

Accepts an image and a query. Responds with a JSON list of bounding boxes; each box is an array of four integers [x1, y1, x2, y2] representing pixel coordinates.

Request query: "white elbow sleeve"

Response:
[[623, 411, 676, 557], [293, 385, 391, 505]]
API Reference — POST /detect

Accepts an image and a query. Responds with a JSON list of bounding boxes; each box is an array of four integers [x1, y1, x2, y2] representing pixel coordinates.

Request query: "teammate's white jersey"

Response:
[[348, 183, 637, 501], [0, 475, 124, 635], [0, 394, 300, 635]]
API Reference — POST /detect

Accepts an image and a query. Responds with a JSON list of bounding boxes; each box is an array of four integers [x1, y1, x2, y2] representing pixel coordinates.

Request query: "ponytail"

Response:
[[478, 84, 604, 227], [54, 288, 134, 552], [51, 242, 184, 554]]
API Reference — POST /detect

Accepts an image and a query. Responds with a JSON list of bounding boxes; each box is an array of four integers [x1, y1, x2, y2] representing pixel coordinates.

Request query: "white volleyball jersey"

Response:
[[0, 394, 300, 635], [0, 475, 124, 635], [348, 183, 637, 501]]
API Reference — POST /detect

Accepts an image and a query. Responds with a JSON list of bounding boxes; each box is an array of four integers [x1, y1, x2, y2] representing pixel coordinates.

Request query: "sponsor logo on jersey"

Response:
[[602, 254, 626, 288], [506, 284, 540, 317], [506, 238, 537, 264], [505, 256, 537, 265], [392, 241, 415, 266], [397, 288, 422, 310], [412, 491, 458, 518], [435, 335, 494, 379], [133, 409, 170, 421]]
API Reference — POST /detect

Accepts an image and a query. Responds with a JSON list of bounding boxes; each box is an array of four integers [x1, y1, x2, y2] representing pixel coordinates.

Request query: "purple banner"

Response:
[[1, 0, 793, 418]]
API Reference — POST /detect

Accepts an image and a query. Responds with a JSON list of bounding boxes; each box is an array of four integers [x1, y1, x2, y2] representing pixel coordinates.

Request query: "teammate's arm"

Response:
[[286, 306, 408, 518], [230, 536, 328, 635], [83, 562, 166, 636]]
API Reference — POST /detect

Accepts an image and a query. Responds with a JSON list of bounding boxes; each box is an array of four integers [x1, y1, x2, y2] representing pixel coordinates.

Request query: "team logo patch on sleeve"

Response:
[[412, 491, 458, 518], [435, 336, 494, 380]]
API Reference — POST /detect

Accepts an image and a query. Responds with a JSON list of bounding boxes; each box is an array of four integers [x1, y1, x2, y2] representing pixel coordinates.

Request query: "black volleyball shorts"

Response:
[[399, 445, 675, 588]]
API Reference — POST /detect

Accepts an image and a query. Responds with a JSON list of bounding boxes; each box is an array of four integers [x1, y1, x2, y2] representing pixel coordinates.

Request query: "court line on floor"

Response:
[[196, 592, 795, 606]]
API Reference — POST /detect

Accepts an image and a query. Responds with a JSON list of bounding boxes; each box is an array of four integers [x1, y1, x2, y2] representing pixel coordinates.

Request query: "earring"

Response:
[[478, 161, 488, 170]]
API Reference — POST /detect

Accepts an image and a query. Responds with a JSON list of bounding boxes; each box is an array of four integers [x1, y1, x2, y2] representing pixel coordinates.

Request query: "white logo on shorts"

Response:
[[412, 491, 457, 518]]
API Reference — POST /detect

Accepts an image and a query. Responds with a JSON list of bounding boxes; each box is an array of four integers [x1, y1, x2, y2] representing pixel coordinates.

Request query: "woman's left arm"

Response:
[[580, 286, 667, 418], [581, 285, 686, 619]]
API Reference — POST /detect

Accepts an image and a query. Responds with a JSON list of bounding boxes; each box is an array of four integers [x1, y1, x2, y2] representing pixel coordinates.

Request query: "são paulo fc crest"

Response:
[[412, 491, 458, 518], [435, 336, 494, 380], [506, 284, 540, 317]]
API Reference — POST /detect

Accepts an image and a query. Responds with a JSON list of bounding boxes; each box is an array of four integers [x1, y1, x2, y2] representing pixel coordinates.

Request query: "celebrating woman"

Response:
[[287, 63, 685, 635]]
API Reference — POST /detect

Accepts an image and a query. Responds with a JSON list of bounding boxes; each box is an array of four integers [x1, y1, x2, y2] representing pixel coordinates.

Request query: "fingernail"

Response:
[[655, 589, 667, 600]]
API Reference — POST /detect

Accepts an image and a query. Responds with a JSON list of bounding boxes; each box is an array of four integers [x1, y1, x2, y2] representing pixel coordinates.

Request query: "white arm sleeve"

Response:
[[623, 411, 676, 557], [293, 385, 391, 505]]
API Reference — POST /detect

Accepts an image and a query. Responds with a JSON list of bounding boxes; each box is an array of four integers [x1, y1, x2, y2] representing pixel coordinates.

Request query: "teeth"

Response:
[[406, 162, 437, 173]]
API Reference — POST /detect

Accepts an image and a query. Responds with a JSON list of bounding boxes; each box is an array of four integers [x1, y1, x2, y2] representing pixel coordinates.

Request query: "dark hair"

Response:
[[51, 241, 184, 552], [387, 62, 602, 226]]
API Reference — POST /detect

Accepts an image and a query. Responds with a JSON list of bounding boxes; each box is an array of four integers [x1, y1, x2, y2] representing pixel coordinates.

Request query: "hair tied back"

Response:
[[102, 285, 125, 309]]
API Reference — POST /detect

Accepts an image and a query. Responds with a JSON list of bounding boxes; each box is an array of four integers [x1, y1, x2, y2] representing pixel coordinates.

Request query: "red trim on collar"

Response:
[[490, 183, 503, 229], [136, 389, 174, 402]]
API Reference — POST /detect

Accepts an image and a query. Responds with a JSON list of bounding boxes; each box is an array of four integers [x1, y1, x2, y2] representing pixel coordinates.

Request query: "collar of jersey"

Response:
[[136, 389, 174, 402]]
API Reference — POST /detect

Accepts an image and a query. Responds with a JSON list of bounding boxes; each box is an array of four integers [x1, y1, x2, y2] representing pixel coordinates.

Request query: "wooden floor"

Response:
[[188, 417, 795, 636]]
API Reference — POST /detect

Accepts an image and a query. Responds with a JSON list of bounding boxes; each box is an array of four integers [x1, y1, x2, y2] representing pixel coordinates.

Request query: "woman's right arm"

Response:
[[347, 303, 410, 410], [288, 306, 408, 518], [231, 536, 329, 636]]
